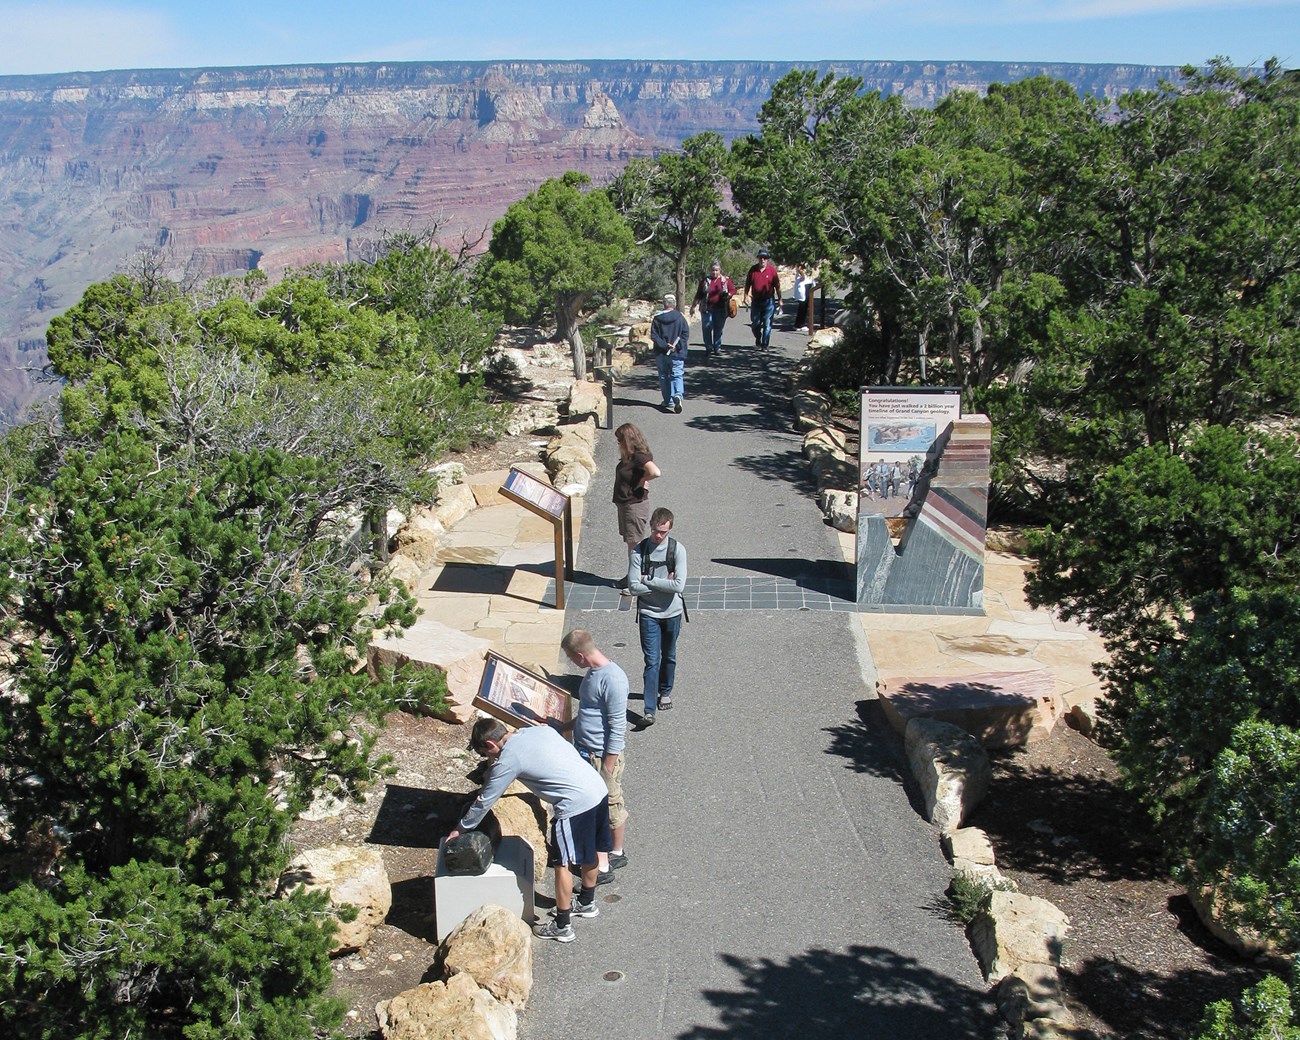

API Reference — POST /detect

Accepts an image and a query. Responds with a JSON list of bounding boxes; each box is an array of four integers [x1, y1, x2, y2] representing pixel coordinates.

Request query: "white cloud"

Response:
[[0, 3, 182, 74]]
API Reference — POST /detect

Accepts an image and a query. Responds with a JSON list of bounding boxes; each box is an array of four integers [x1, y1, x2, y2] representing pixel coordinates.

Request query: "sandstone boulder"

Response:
[[436, 904, 533, 1008], [611, 348, 636, 376], [380, 554, 426, 593], [970, 891, 1069, 982], [997, 962, 1073, 1031], [1187, 874, 1285, 959], [376, 971, 516, 1040], [803, 425, 847, 455], [548, 420, 597, 453], [943, 827, 996, 866], [566, 379, 606, 422], [490, 786, 549, 884], [395, 505, 446, 548], [546, 443, 597, 475], [552, 461, 593, 497], [629, 321, 651, 345], [466, 469, 511, 507], [368, 620, 493, 723], [819, 489, 857, 533], [428, 461, 467, 487], [433, 483, 477, 531], [1064, 700, 1100, 739], [279, 845, 391, 956], [505, 400, 561, 436], [905, 717, 992, 834]]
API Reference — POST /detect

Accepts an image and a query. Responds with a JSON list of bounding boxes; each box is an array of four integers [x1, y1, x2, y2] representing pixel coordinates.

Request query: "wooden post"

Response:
[[563, 501, 575, 581], [552, 518, 566, 611]]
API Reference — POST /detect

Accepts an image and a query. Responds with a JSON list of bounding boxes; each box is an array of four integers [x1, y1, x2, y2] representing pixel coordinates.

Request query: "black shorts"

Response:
[[547, 796, 613, 868]]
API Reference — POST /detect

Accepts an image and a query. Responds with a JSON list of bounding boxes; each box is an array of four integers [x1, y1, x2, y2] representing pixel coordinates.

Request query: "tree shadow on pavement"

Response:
[[677, 944, 998, 1040], [823, 699, 920, 799], [730, 448, 817, 487], [682, 410, 782, 434]]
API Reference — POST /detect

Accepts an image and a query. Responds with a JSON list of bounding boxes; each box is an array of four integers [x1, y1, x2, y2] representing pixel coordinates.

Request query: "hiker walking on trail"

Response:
[[628, 507, 688, 726], [611, 423, 660, 591], [560, 629, 630, 882], [447, 718, 612, 944], [651, 292, 690, 413], [794, 264, 816, 328], [689, 258, 735, 360], [742, 247, 782, 349]]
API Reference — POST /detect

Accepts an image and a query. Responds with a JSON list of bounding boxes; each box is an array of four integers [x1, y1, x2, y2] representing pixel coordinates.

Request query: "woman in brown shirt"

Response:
[[612, 422, 661, 589]]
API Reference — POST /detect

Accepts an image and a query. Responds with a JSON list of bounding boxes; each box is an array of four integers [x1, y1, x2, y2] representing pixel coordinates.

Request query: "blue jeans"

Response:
[[751, 296, 775, 347], [639, 612, 681, 714], [656, 353, 685, 405], [701, 306, 728, 351]]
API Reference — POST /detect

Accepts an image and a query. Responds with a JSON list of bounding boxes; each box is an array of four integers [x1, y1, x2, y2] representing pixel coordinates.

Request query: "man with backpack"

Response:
[[627, 507, 688, 727]]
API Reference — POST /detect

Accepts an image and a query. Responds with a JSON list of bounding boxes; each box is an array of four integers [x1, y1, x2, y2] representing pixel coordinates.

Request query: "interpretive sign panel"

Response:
[[858, 387, 961, 518], [498, 467, 573, 609], [501, 467, 568, 519], [472, 650, 572, 730]]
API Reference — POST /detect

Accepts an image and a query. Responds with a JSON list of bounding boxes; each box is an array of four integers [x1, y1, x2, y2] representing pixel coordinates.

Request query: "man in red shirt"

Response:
[[742, 248, 782, 348]]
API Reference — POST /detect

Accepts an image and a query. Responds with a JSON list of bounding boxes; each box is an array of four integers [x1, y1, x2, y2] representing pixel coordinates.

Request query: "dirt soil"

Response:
[[970, 725, 1268, 1039], [292, 711, 479, 1037]]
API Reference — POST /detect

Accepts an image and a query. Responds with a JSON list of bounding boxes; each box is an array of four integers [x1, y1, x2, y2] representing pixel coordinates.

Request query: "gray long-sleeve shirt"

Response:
[[572, 662, 629, 758], [458, 725, 607, 831], [628, 536, 688, 618]]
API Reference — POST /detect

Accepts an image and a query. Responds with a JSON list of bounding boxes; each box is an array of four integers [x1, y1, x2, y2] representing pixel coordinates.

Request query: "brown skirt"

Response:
[[617, 499, 651, 543]]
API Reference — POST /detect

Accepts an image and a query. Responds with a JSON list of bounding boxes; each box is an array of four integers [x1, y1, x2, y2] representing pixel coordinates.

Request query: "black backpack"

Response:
[[633, 536, 690, 622]]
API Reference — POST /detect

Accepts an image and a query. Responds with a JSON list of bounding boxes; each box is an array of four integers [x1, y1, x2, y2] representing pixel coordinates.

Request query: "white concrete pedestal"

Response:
[[433, 835, 536, 941]]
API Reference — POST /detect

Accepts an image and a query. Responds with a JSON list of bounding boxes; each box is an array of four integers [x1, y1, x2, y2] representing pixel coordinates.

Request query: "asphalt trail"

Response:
[[522, 315, 997, 1039]]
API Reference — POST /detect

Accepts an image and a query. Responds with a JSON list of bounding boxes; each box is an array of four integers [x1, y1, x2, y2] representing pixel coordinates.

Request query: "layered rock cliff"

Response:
[[0, 59, 1178, 426]]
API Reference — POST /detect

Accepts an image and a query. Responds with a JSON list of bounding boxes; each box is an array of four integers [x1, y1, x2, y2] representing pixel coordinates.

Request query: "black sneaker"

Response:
[[608, 852, 628, 870], [638, 713, 656, 729], [674, 396, 683, 414], [571, 868, 615, 891]]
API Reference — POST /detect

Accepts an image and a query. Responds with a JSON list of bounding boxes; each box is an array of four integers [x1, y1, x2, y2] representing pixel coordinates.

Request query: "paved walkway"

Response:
[[521, 319, 1000, 1038], [411, 312, 1108, 1036]]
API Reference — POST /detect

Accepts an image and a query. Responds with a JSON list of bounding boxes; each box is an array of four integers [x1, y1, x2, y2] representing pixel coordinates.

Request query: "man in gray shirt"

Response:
[[628, 506, 688, 726], [446, 718, 611, 943], [561, 629, 629, 877]]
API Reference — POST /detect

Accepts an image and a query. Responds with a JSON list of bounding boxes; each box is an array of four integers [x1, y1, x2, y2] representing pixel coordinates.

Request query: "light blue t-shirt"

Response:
[[573, 661, 629, 758], [458, 725, 606, 830]]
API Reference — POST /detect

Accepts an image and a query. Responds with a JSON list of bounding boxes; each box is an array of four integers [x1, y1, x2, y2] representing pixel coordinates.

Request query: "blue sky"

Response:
[[0, 0, 1295, 76]]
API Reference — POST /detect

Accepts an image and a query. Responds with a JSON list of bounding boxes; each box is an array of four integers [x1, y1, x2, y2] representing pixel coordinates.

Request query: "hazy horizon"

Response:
[[1, 1, 1295, 77]]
